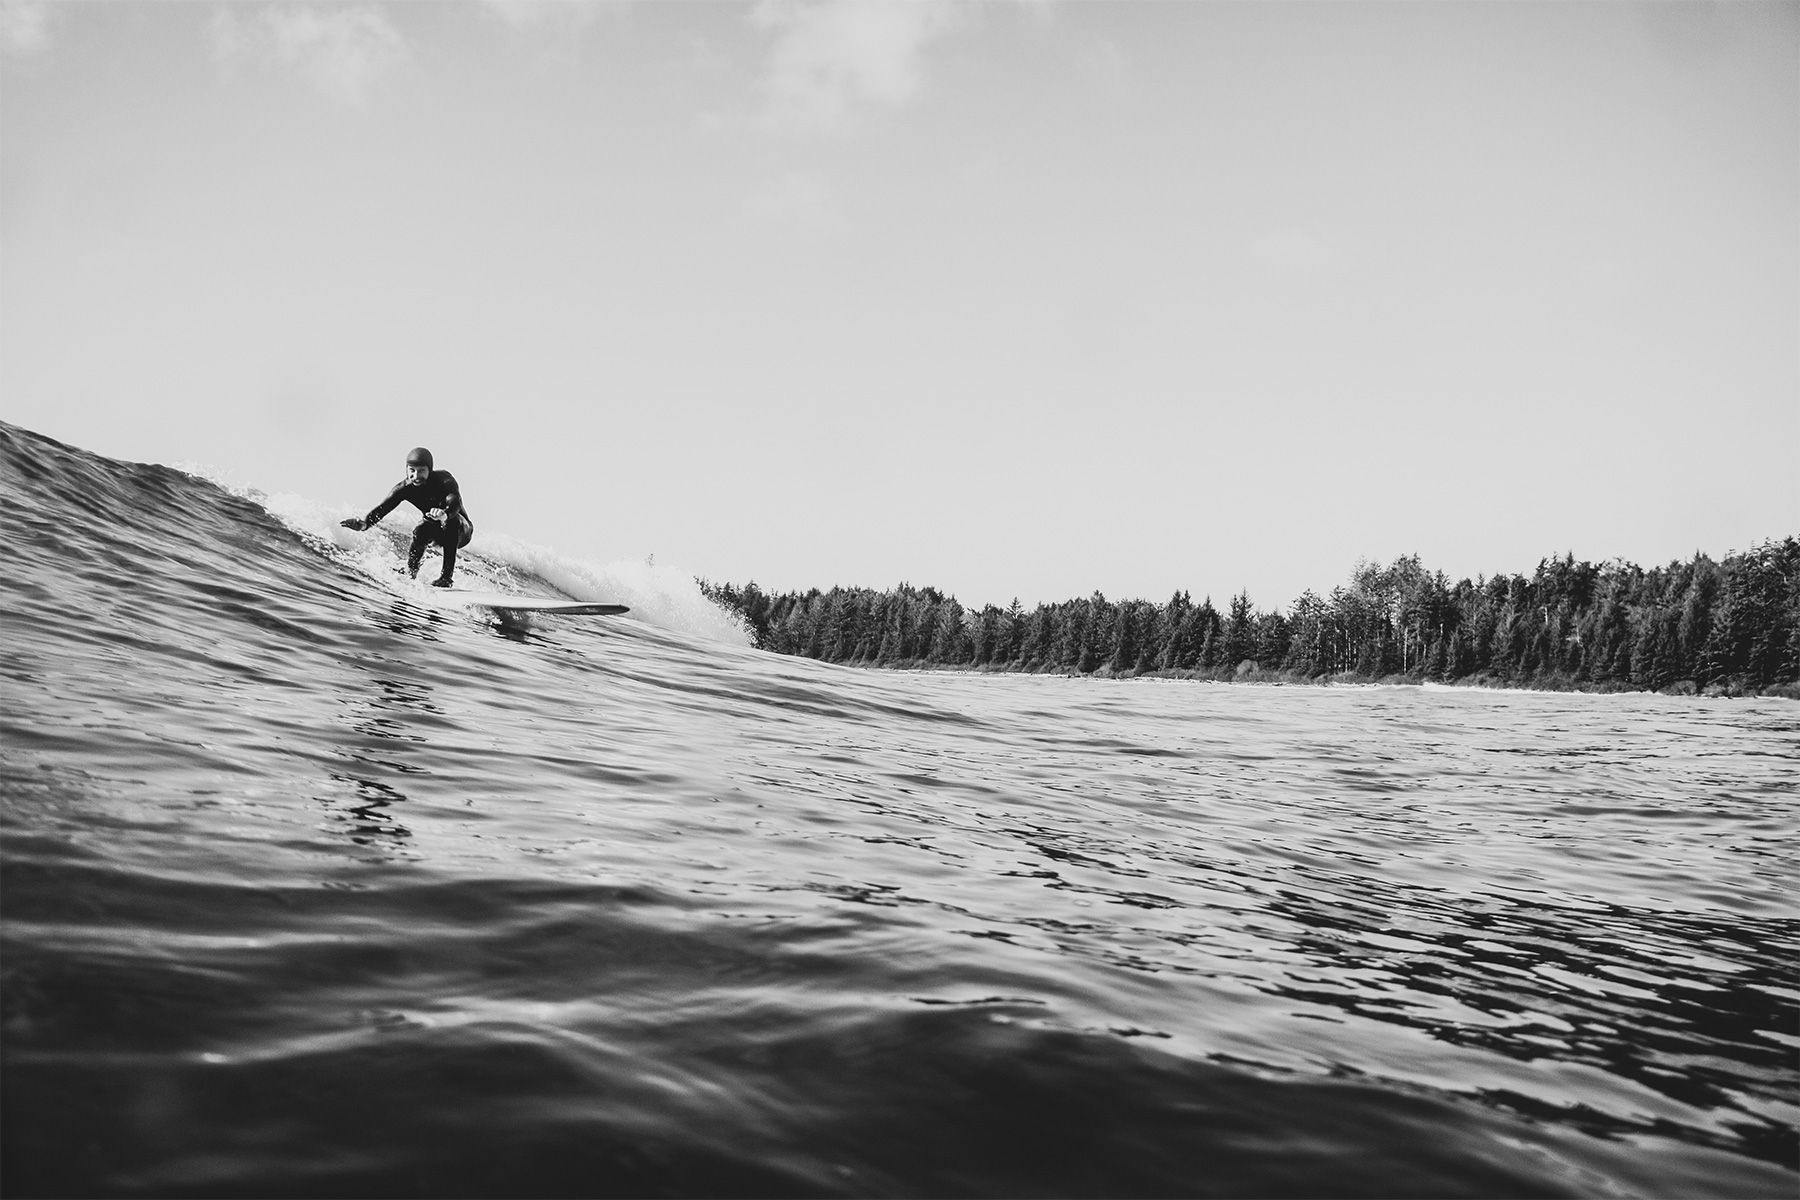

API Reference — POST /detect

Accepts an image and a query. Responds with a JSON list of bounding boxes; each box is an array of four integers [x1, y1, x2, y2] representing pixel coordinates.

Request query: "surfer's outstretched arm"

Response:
[[340, 482, 408, 531]]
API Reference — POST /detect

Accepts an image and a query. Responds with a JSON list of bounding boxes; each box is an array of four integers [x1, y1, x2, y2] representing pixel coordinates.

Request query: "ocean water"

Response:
[[2, 419, 1795, 1199]]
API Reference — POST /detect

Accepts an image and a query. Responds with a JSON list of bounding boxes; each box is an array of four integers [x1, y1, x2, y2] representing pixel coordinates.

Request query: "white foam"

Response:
[[476, 533, 751, 644]]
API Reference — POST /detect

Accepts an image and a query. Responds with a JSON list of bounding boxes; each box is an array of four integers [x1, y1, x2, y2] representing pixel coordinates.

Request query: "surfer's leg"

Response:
[[407, 523, 436, 578], [432, 517, 467, 587], [436, 539, 458, 586]]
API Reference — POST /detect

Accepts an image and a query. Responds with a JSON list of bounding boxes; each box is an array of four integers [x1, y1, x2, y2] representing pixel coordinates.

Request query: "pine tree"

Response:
[[698, 538, 1798, 692]]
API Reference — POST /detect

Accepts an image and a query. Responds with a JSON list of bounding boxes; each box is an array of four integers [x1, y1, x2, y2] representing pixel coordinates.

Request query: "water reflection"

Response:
[[319, 772, 414, 848], [320, 662, 447, 855]]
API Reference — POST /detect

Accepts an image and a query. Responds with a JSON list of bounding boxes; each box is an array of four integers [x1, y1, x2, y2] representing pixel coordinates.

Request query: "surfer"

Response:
[[340, 447, 473, 587]]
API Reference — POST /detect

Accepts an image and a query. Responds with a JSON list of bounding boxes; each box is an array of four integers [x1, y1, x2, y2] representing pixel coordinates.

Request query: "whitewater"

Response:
[[2, 420, 1795, 1198]]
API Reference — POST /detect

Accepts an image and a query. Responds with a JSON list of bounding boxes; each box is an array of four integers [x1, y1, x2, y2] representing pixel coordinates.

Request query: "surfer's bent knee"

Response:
[[412, 515, 471, 549]]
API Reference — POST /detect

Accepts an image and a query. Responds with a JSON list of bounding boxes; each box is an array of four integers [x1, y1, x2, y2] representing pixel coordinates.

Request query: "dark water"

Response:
[[2, 420, 1795, 1198]]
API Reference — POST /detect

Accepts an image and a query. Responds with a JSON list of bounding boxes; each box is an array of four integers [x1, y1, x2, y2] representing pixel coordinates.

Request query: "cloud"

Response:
[[209, 4, 411, 106], [1, 1, 52, 57], [750, 0, 960, 134]]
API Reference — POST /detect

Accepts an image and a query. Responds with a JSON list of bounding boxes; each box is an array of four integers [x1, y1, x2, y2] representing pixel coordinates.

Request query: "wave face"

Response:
[[2, 420, 1795, 1198]]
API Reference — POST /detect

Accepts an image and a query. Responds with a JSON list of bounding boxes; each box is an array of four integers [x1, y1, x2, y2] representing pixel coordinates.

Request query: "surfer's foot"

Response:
[[430, 576, 453, 588]]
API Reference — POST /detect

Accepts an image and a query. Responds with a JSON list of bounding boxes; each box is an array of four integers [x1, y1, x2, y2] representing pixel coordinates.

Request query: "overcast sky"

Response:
[[3, 1, 1795, 609]]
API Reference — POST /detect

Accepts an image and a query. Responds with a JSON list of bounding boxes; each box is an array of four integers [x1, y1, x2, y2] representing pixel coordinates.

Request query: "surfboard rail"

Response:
[[427, 590, 629, 616]]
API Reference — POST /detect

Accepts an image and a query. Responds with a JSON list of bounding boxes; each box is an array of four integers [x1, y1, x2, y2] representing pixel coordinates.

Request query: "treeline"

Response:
[[700, 538, 1800, 696]]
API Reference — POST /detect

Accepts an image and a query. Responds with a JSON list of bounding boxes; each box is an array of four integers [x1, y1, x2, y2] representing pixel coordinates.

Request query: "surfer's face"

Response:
[[406, 464, 430, 485]]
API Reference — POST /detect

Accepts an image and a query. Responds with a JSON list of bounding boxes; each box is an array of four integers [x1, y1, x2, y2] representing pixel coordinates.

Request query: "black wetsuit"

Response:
[[362, 470, 474, 582]]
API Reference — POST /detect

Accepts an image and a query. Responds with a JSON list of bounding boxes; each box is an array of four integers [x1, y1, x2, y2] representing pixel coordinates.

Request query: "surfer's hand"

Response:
[[340, 517, 367, 531], [427, 508, 447, 523]]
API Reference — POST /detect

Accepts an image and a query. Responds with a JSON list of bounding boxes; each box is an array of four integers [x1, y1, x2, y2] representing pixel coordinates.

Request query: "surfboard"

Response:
[[428, 590, 629, 616]]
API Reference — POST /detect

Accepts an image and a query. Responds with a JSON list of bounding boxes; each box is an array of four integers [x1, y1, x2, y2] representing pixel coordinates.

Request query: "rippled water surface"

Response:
[[3, 421, 1796, 1197]]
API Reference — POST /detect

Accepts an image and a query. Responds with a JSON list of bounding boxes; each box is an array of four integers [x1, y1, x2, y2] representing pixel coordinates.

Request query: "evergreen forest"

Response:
[[700, 538, 1800, 697]]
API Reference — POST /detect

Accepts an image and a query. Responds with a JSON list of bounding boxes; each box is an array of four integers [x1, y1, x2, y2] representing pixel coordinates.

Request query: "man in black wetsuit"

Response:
[[340, 447, 473, 588]]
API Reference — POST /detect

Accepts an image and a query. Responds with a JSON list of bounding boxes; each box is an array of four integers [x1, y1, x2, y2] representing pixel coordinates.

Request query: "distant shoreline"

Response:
[[841, 659, 1800, 700], [701, 538, 1800, 701]]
